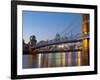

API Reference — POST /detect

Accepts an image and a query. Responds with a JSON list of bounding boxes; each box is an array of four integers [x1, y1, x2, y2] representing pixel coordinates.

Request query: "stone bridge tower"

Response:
[[82, 14, 90, 65], [28, 35, 38, 68]]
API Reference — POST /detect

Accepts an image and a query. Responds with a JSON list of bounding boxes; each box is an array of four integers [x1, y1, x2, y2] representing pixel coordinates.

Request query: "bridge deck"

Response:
[[32, 36, 89, 50]]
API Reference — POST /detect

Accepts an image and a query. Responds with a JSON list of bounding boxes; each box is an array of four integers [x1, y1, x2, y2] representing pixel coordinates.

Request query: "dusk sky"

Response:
[[23, 11, 82, 43]]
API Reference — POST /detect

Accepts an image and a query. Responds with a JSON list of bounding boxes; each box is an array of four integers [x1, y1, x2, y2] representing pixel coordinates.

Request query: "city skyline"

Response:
[[23, 11, 82, 43]]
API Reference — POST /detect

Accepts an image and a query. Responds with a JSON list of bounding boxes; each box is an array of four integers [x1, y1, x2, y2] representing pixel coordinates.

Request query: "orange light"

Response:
[[68, 52, 72, 66], [82, 39, 88, 49], [62, 52, 66, 66], [77, 51, 81, 66]]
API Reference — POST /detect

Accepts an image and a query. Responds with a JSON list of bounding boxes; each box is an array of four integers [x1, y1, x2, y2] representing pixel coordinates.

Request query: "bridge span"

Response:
[[31, 34, 89, 50]]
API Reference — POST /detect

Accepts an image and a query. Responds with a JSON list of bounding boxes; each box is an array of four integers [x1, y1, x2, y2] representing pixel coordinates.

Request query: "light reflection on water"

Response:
[[23, 51, 82, 69]]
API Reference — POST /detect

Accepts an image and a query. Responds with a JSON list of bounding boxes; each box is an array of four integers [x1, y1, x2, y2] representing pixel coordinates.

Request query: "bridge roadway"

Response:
[[31, 35, 89, 50]]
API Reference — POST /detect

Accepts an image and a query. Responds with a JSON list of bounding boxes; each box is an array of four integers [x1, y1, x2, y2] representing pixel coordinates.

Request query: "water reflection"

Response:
[[23, 51, 82, 68]]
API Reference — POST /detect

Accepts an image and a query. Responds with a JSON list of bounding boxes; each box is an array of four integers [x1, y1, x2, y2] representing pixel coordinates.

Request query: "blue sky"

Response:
[[23, 11, 82, 43]]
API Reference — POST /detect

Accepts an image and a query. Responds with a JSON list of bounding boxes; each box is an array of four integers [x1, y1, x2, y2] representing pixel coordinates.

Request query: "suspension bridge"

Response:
[[23, 14, 90, 68], [30, 17, 89, 54]]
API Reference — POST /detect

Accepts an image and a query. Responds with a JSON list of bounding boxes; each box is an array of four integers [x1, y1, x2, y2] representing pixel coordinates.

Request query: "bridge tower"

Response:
[[29, 35, 37, 54], [28, 35, 38, 68], [29, 35, 37, 47], [82, 14, 89, 65]]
